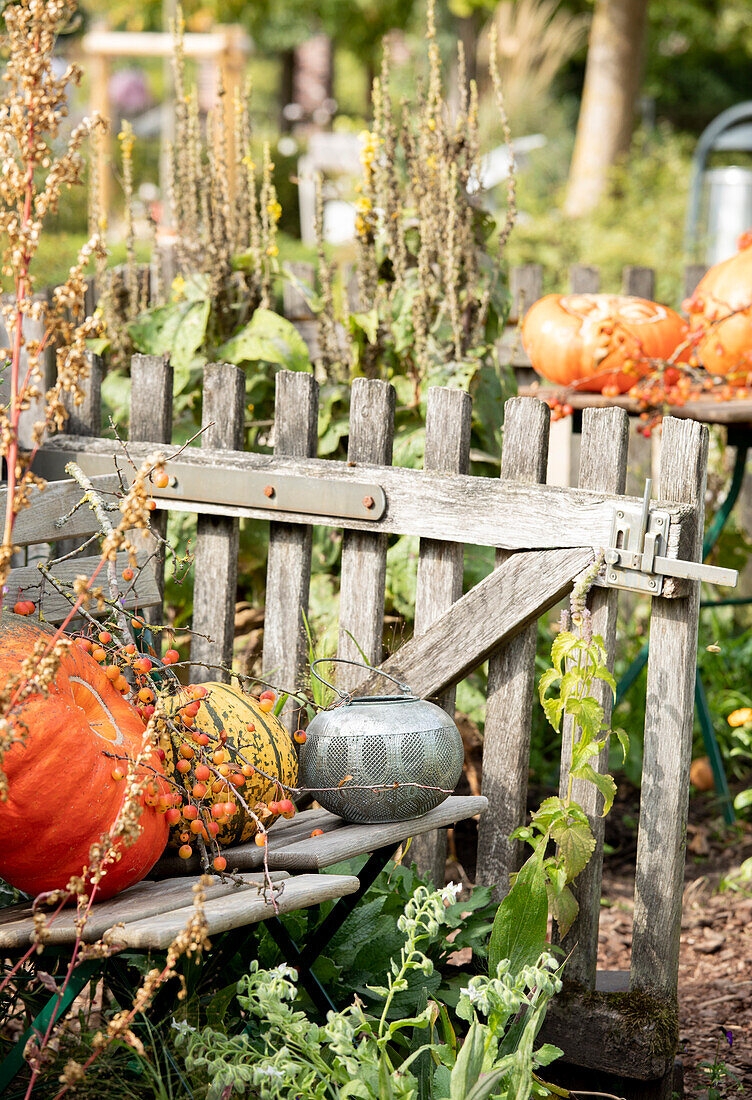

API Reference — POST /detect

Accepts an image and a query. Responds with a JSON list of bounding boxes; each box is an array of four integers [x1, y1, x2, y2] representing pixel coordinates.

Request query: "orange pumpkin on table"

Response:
[[684, 232, 752, 382], [521, 293, 690, 394], [0, 612, 169, 900]]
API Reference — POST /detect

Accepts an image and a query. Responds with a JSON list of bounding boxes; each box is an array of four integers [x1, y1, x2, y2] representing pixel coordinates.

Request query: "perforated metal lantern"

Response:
[[299, 660, 464, 824]]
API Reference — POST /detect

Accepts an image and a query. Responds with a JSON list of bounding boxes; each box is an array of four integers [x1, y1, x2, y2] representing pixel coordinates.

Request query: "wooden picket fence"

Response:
[[14, 341, 715, 1096]]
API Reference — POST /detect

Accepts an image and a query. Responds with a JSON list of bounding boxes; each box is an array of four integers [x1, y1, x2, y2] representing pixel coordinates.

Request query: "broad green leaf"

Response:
[[489, 852, 548, 978], [566, 696, 604, 740], [129, 297, 209, 374], [218, 308, 311, 371], [534, 1044, 564, 1068], [570, 762, 617, 816], [537, 667, 560, 703], [551, 817, 596, 880], [349, 308, 379, 344], [450, 1021, 485, 1100], [614, 727, 630, 763], [550, 631, 580, 673], [594, 664, 617, 696], [378, 1056, 396, 1100], [547, 883, 579, 937], [85, 336, 110, 355], [542, 695, 565, 732]]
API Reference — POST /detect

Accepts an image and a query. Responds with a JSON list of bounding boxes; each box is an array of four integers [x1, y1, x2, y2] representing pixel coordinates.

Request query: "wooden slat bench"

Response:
[[0, 797, 487, 1091]]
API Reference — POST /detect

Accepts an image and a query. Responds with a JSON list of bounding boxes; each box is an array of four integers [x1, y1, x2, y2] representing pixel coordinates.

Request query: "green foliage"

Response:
[[500, 559, 627, 938], [507, 125, 694, 308], [256, 860, 497, 1019], [173, 883, 563, 1100]]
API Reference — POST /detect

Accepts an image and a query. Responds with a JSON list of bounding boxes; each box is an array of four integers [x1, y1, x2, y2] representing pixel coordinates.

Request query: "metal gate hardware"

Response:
[[598, 480, 738, 595], [37, 449, 387, 523]]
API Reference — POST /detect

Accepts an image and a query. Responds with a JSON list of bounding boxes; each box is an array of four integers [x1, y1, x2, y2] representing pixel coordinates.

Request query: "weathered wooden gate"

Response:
[[17, 354, 729, 1098]]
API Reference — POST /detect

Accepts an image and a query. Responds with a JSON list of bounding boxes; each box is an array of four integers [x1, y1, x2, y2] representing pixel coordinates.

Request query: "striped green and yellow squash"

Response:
[[159, 682, 298, 849]]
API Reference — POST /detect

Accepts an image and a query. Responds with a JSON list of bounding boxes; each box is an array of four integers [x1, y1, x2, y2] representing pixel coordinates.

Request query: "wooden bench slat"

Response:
[[9, 550, 160, 624], [152, 807, 344, 878], [160, 796, 489, 874], [0, 873, 290, 949], [111, 873, 361, 950]]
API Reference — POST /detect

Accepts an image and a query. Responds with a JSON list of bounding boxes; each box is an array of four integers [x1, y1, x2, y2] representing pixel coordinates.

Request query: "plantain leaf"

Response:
[[489, 852, 548, 978], [449, 1021, 485, 1100]]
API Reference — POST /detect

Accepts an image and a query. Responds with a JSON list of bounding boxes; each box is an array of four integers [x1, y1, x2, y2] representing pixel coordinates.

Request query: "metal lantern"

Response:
[[299, 659, 464, 824]]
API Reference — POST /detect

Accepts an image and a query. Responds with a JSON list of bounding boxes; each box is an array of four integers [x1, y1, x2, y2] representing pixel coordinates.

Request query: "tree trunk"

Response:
[[564, 0, 650, 217]]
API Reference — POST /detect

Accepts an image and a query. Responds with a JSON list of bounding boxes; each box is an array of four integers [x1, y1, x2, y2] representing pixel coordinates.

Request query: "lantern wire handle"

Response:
[[309, 657, 414, 702]]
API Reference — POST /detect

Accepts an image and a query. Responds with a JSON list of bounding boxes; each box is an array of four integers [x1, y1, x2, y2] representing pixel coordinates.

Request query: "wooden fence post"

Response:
[[509, 264, 543, 325], [189, 363, 245, 683], [555, 406, 628, 987], [477, 396, 550, 899], [53, 353, 105, 566], [569, 264, 600, 293], [683, 263, 707, 300], [631, 417, 708, 998], [409, 388, 471, 884], [262, 371, 318, 729], [61, 352, 103, 437], [336, 378, 395, 692], [129, 354, 174, 628], [622, 265, 655, 300]]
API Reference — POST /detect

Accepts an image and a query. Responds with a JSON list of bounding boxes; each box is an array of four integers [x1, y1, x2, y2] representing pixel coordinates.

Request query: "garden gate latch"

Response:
[[599, 480, 738, 596]]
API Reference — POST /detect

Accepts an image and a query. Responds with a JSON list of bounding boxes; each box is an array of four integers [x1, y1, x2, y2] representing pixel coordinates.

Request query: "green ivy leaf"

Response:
[[541, 695, 565, 732], [538, 667, 560, 704], [550, 631, 580, 674], [570, 762, 617, 816], [547, 883, 579, 937], [551, 817, 596, 880], [614, 727, 630, 763], [593, 665, 617, 696], [566, 696, 604, 741]]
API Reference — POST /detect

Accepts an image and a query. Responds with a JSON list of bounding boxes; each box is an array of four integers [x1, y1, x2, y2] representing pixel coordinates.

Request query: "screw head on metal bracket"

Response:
[[604, 549, 620, 565], [363, 495, 375, 510], [263, 485, 275, 498]]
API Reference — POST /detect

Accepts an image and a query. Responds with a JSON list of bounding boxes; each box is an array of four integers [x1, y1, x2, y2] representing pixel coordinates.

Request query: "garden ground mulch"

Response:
[[597, 807, 752, 1099]]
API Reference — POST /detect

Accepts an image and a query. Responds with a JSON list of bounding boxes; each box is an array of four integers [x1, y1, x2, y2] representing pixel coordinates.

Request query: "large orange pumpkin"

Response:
[[521, 293, 690, 394], [684, 232, 752, 381], [0, 613, 169, 900]]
